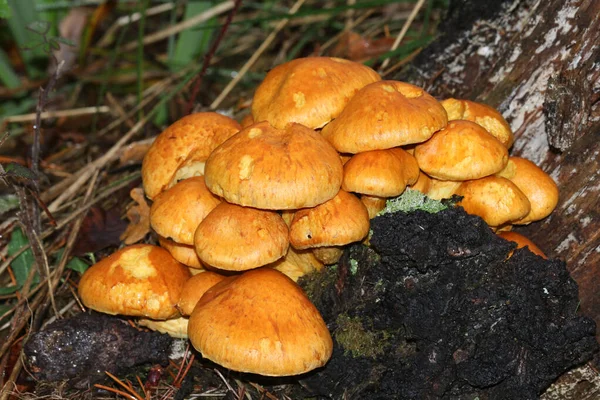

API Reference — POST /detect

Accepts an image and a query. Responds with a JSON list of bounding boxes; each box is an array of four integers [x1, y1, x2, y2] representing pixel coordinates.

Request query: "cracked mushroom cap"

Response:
[[251, 56, 380, 129], [455, 176, 531, 228], [321, 80, 448, 153], [188, 268, 333, 376], [194, 202, 289, 271], [177, 271, 227, 316], [289, 190, 370, 250], [142, 112, 241, 199], [342, 147, 420, 197], [441, 98, 514, 148], [150, 176, 221, 245], [414, 120, 509, 181], [496, 157, 559, 224], [78, 244, 191, 320], [204, 121, 343, 209]]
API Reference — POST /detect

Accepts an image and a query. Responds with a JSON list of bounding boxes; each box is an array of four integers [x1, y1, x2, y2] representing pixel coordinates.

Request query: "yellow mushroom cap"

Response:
[[455, 176, 531, 228], [158, 236, 204, 269], [139, 317, 189, 339], [78, 244, 191, 320], [177, 271, 227, 316], [414, 120, 509, 181], [441, 98, 514, 148], [251, 56, 380, 129], [496, 157, 559, 224], [194, 202, 290, 271], [204, 121, 343, 210], [142, 112, 241, 200], [150, 176, 220, 245], [497, 231, 547, 259], [289, 190, 370, 250], [342, 147, 419, 197], [321, 80, 448, 153], [188, 268, 333, 376]]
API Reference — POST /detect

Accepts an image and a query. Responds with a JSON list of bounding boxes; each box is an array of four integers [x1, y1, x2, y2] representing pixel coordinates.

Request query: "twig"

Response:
[[210, 0, 307, 110], [379, 0, 426, 71], [1, 106, 110, 124], [121, 1, 235, 52], [185, 0, 244, 114]]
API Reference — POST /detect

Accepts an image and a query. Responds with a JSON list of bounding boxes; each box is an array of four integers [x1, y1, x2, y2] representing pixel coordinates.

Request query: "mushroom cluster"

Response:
[[77, 56, 557, 377]]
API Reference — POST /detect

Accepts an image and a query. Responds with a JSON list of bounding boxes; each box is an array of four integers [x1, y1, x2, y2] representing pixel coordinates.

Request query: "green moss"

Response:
[[335, 314, 387, 359], [378, 189, 449, 216], [299, 265, 337, 303], [349, 259, 358, 275]]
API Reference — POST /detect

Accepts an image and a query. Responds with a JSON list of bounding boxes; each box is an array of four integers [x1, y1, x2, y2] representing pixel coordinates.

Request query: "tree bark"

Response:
[[397, 0, 600, 337]]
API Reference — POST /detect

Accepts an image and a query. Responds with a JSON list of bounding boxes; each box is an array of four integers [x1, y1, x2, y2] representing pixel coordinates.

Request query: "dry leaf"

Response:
[[120, 188, 151, 245], [118, 138, 154, 166], [331, 31, 396, 62], [72, 206, 127, 255]]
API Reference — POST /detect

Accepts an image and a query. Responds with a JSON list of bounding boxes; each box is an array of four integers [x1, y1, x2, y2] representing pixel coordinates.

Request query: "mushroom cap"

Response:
[[414, 120, 509, 181], [289, 190, 370, 249], [78, 244, 191, 319], [441, 98, 514, 148], [496, 157, 559, 224], [251, 57, 380, 129], [188, 268, 333, 376], [321, 80, 448, 153], [194, 202, 290, 271], [425, 178, 462, 200], [177, 271, 227, 316], [270, 247, 324, 282], [204, 121, 343, 209], [139, 317, 189, 339], [158, 236, 204, 269], [360, 195, 388, 219], [142, 112, 241, 199], [455, 176, 531, 227], [408, 171, 431, 194], [342, 147, 419, 197], [497, 231, 547, 258], [150, 177, 221, 245]]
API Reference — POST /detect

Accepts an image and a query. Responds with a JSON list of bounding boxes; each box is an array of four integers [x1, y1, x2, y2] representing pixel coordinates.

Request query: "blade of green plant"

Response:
[[54, 248, 89, 274], [6, 0, 45, 78], [137, 0, 150, 121], [169, 1, 215, 70], [0, 0, 11, 19], [0, 194, 19, 214], [0, 48, 20, 88], [7, 227, 36, 287], [0, 286, 19, 295]]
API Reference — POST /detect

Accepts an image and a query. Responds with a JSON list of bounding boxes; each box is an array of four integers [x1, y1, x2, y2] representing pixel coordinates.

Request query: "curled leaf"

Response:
[[120, 188, 151, 245]]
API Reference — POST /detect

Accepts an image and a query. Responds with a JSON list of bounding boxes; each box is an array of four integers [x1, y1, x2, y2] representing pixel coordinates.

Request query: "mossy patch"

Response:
[[335, 314, 387, 359]]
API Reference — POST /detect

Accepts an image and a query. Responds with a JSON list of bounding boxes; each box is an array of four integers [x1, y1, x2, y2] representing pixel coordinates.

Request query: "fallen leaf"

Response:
[[330, 31, 396, 62], [120, 187, 151, 245], [72, 206, 127, 255], [118, 138, 154, 166]]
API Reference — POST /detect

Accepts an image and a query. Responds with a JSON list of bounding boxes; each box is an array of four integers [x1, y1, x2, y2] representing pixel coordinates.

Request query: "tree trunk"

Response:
[[397, 0, 600, 338]]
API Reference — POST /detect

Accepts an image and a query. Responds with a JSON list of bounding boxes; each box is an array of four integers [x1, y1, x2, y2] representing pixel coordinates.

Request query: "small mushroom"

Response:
[[497, 231, 547, 259]]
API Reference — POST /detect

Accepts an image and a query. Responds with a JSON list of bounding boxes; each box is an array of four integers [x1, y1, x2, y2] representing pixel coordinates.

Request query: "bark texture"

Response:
[[397, 0, 600, 337]]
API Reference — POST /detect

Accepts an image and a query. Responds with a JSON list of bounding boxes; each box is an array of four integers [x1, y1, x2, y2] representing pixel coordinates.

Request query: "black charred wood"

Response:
[[24, 312, 172, 389], [300, 207, 599, 399]]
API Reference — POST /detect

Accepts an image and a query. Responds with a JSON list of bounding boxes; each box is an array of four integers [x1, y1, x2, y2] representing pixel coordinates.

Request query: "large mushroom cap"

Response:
[[78, 244, 191, 320], [204, 121, 343, 209], [188, 268, 333, 376], [497, 157, 559, 224], [414, 120, 509, 181], [251, 56, 380, 129], [150, 176, 221, 245], [194, 202, 289, 271], [142, 112, 241, 199], [441, 98, 514, 148], [321, 80, 448, 153]]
